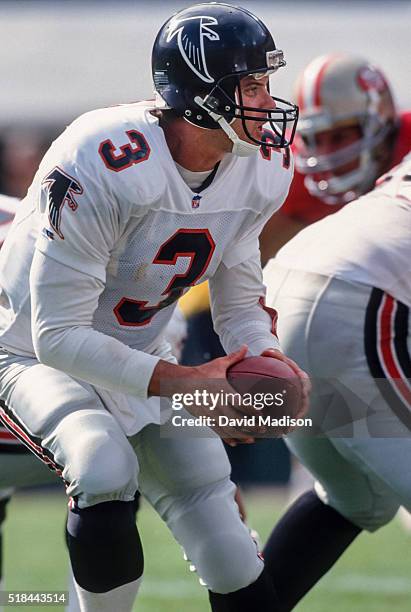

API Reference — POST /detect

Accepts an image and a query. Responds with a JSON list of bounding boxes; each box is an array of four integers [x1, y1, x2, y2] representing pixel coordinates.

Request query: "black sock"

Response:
[[208, 567, 281, 611], [263, 490, 362, 611]]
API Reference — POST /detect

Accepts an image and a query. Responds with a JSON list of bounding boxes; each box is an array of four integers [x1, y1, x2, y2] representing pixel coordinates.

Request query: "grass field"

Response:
[[3, 488, 411, 611]]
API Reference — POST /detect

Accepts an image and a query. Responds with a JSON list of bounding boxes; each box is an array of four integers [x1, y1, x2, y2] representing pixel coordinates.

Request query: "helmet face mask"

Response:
[[199, 67, 298, 148], [152, 3, 298, 154], [293, 54, 398, 204]]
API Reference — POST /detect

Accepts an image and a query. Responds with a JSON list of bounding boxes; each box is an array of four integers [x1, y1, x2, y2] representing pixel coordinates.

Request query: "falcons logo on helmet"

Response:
[[166, 15, 220, 83], [41, 167, 83, 240]]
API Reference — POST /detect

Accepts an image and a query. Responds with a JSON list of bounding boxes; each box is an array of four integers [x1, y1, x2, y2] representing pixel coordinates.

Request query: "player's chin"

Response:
[[241, 120, 264, 141], [250, 124, 264, 140]]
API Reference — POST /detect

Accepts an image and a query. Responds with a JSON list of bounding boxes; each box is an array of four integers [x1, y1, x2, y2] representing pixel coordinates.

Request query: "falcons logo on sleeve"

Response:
[[41, 167, 83, 239], [166, 15, 220, 83]]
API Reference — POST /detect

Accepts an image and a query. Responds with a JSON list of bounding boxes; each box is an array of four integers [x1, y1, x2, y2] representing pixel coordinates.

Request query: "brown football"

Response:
[[227, 356, 303, 436]]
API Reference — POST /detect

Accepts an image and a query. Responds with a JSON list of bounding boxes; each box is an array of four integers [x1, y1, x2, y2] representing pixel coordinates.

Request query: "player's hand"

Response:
[[260, 348, 311, 422], [185, 345, 265, 440], [150, 346, 264, 441]]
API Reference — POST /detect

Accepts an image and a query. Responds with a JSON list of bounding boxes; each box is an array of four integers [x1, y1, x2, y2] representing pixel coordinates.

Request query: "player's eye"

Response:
[[244, 85, 258, 96]]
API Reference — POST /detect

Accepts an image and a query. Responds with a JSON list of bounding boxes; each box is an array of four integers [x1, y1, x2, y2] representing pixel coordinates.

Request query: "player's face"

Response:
[[307, 125, 362, 181], [232, 75, 275, 142]]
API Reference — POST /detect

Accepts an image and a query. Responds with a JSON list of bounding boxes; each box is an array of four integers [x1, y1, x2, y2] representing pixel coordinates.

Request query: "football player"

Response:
[[260, 53, 411, 261], [262, 154, 411, 610], [0, 4, 308, 612]]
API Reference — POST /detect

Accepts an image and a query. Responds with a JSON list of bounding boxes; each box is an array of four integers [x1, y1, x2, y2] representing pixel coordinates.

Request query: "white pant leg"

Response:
[[265, 265, 409, 531], [0, 352, 139, 508], [132, 425, 263, 594]]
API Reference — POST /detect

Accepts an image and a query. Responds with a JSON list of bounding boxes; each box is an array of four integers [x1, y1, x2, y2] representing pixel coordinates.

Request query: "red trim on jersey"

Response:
[[378, 294, 411, 406], [258, 297, 278, 337]]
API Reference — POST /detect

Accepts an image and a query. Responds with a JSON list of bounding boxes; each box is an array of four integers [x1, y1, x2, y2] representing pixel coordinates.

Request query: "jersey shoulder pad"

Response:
[[0, 194, 18, 246], [40, 103, 167, 211]]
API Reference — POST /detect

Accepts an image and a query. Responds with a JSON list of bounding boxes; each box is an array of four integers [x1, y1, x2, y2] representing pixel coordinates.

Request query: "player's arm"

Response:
[[31, 250, 162, 398], [209, 248, 281, 356], [209, 247, 310, 413], [31, 248, 254, 431]]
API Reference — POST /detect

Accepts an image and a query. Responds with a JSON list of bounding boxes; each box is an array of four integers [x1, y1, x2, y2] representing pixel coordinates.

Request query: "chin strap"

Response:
[[194, 96, 260, 158]]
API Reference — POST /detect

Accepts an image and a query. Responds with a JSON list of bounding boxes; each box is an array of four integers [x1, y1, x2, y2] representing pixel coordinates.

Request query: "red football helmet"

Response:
[[293, 54, 398, 204]]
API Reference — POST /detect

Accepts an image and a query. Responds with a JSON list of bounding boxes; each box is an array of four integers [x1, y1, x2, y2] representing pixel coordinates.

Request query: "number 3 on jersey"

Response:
[[114, 229, 215, 326]]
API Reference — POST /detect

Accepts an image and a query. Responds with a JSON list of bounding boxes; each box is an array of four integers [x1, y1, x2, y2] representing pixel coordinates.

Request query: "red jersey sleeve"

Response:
[[392, 111, 411, 165]]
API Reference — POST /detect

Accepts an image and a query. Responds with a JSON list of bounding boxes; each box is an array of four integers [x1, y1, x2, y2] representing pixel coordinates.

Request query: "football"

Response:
[[227, 356, 304, 436]]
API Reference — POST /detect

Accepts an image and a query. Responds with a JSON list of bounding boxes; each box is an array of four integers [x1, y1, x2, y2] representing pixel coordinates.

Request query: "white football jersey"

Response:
[[0, 194, 17, 246], [0, 195, 18, 449], [0, 102, 292, 361], [275, 153, 411, 306]]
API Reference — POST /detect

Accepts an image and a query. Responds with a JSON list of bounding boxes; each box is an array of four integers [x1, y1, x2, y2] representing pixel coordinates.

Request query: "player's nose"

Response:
[[264, 90, 276, 111]]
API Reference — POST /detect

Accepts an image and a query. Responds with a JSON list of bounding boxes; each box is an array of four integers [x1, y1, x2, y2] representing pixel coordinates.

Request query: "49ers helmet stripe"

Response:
[[298, 54, 336, 111]]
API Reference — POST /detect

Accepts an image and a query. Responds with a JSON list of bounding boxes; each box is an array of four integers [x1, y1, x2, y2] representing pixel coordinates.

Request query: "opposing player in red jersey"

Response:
[[260, 53, 411, 263]]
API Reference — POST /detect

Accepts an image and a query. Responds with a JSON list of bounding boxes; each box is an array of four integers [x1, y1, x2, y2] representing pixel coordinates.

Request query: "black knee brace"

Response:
[[66, 500, 144, 593]]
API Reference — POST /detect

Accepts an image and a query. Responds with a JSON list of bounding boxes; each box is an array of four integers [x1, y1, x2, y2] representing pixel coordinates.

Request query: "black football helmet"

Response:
[[152, 2, 298, 155]]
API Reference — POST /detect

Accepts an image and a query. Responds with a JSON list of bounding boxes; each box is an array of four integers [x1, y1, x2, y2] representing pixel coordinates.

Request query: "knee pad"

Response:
[[46, 409, 138, 500], [67, 500, 143, 592], [68, 431, 138, 498], [168, 487, 263, 594]]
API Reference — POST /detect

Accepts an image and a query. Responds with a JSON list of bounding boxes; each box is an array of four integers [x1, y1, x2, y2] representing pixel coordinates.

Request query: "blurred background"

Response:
[[1, 1, 411, 610], [0, 0, 410, 199]]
